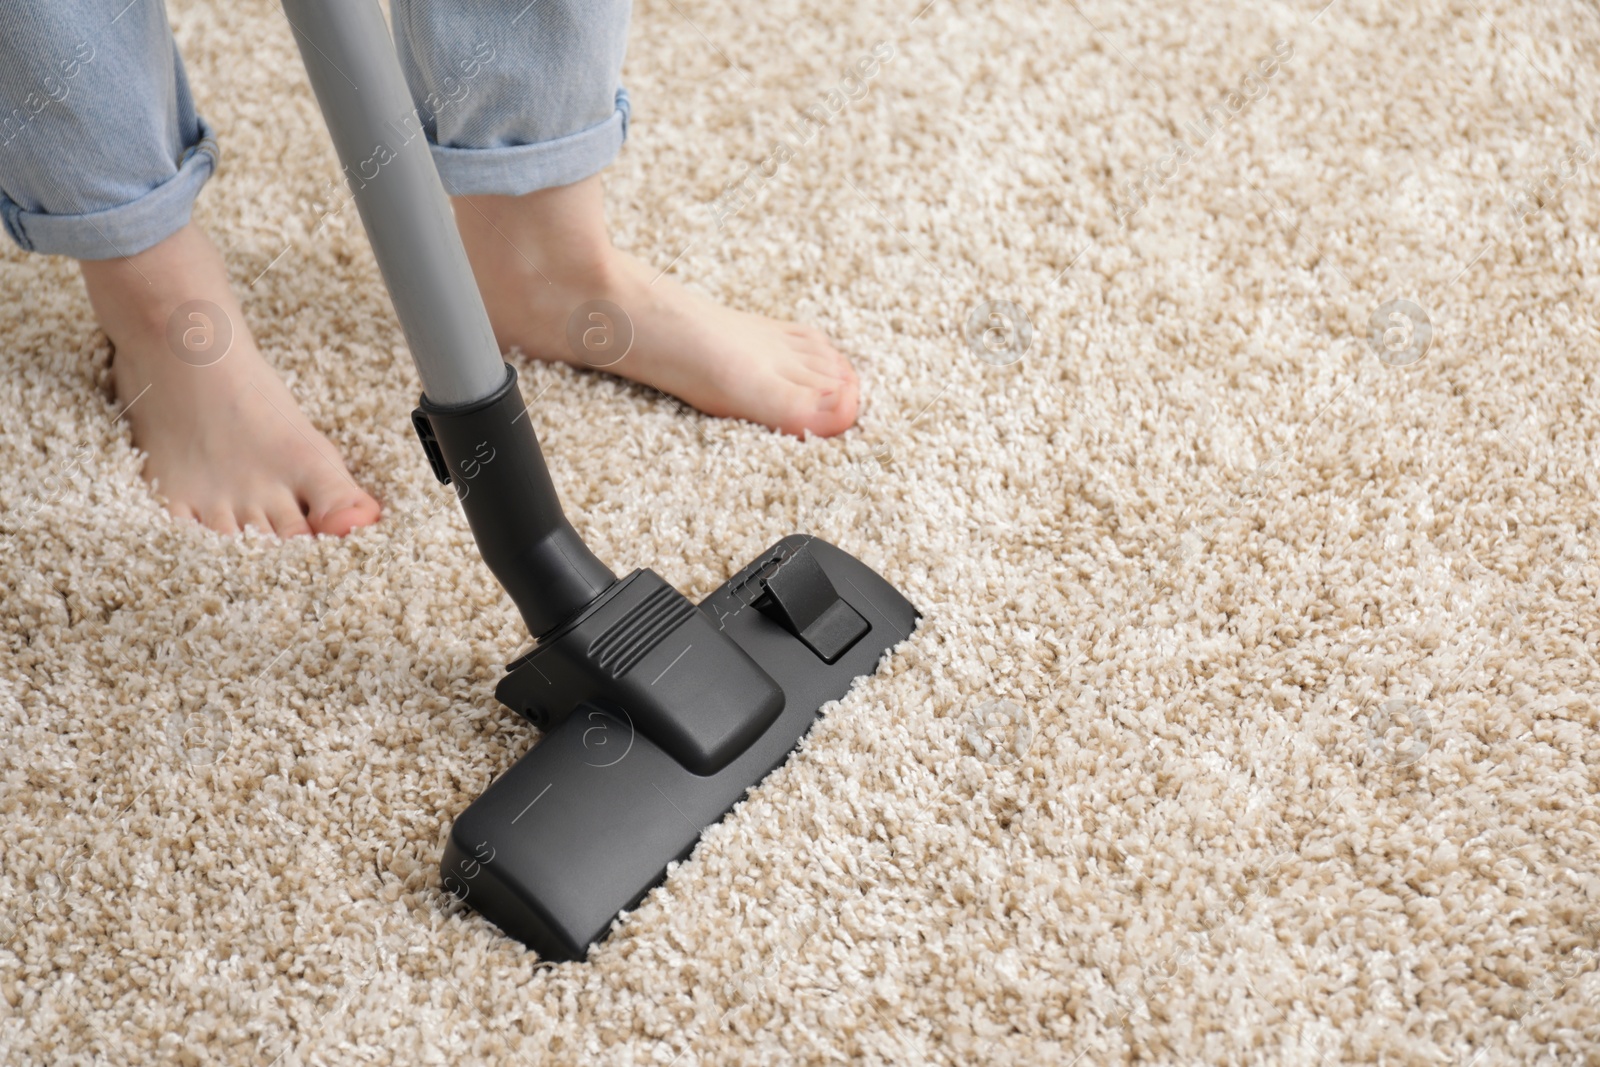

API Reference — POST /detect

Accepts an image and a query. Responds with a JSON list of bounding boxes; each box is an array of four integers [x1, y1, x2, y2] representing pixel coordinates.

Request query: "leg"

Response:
[[0, 1, 379, 536], [392, 0, 859, 437]]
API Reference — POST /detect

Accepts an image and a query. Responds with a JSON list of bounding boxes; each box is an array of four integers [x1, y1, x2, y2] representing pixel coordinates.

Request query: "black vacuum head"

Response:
[[441, 535, 919, 959]]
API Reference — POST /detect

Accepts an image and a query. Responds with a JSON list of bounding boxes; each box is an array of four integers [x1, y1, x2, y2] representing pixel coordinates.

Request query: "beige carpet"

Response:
[[4, 0, 1600, 1061]]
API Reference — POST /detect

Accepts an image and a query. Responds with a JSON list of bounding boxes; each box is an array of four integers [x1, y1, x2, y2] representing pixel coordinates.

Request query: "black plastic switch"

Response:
[[754, 546, 870, 663]]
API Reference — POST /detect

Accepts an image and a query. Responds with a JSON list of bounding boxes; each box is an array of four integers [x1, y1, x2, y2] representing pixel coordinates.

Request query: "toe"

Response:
[[833, 350, 859, 385], [790, 330, 854, 386], [311, 497, 381, 537], [237, 505, 274, 536], [783, 376, 859, 438], [786, 324, 843, 364], [819, 377, 860, 433], [266, 491, 313, 538], [785, 322, 830, 346], [301, 472, 381, 537], [201, 503, 241, 535], [169, 501, 199, 526], [781, 352, 843, 390]]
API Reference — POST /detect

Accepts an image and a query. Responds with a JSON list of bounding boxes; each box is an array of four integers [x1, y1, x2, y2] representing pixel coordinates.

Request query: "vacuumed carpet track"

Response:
[[3, 0, 1599, 1063]]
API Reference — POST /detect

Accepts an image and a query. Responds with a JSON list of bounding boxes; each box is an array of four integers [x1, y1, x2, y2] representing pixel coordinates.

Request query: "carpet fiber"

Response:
[[4, 0, 1600, 1062]]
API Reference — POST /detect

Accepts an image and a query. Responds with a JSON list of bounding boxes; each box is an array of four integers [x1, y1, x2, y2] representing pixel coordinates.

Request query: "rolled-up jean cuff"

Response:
[[430, 88, 630, 197], [0, 117, 220, 261]]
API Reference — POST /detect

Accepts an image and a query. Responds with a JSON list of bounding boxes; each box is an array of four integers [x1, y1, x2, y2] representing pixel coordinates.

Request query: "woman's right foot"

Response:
[[455, 178, 860, 438], [80, 224, 381, 537]]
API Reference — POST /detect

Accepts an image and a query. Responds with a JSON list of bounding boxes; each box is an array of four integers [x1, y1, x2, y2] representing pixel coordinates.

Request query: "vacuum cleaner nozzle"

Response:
[[442, 534, 918, 960], [414, 365, 919, 960]]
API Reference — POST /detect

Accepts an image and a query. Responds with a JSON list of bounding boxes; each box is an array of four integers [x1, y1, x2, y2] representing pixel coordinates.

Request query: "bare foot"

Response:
[[454, 177, 859, 437], [79, 224, 381, 537]]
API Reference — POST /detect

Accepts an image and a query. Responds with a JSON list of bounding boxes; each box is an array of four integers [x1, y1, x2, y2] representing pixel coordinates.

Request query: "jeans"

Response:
[[0, 0, 631, 261]]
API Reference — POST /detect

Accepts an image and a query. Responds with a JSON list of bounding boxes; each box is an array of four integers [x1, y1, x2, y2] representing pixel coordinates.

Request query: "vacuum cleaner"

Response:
[[283, 1, 919, 960]]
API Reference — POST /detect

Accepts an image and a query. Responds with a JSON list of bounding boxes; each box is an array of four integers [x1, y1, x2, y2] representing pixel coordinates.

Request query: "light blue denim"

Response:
[[0, 0, 632, 260]]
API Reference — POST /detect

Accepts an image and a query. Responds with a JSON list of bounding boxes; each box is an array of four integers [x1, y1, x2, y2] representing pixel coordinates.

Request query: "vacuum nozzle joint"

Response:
[[412, 362, 616, 638]]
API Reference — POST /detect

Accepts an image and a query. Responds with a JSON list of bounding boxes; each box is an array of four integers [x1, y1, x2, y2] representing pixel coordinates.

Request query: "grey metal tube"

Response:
[[281, 0, 505, 406]]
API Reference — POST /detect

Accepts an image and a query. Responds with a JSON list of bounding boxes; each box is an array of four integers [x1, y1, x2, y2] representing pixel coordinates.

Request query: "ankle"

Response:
[[79, 224, 243, 357], [80, 264, 169, 346], [454, 176, 623, 293]]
